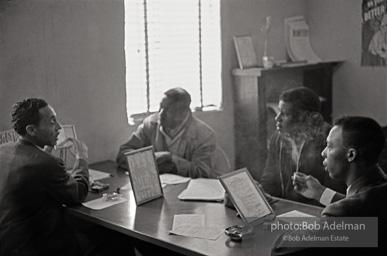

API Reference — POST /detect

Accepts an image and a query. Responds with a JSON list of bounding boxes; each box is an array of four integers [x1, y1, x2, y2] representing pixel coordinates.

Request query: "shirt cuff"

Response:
[[319, 188, 336, 206]]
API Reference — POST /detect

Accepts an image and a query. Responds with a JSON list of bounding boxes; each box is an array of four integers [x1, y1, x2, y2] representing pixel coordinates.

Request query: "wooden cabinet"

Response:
[[232, 61, 341, 180]]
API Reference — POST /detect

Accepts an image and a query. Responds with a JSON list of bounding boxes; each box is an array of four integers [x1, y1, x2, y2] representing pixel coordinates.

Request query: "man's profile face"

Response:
[[275, 100, 302, 135], [159, 96, 183, 130], [321, 125, 348, 180], [33, 105, 61, 148]]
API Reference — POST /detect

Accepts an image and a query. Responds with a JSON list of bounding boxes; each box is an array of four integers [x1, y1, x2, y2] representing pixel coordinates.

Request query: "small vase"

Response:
[[262, 56, 274, 69]]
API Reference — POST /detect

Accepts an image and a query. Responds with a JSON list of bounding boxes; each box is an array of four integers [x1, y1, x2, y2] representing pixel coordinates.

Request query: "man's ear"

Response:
[[25, 125, 37, 137], [347, 148, 357, 162], [299, 111, 311, 122]]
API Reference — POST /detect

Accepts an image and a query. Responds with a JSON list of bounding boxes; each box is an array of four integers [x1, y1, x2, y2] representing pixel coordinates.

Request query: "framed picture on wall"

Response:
[[233, 36, 259, 69]]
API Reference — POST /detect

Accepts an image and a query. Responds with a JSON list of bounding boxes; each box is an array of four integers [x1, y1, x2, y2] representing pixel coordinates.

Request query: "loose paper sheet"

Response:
[[277, 210, 318, 225], [160, 174, 191, 185], [169, 214, 223, 241], [172, 214, 205, 229], [277, 210, 315, 218], [119, 181, 165, 191], [89, 169, 111, 181], [82, 196, 127, 210], [169, 225, 223, 241], [177, 179, 225, 202], [120, 182, 132, 191]]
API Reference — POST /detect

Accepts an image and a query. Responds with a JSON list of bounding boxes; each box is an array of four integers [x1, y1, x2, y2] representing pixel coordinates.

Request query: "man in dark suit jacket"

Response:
[[272, 116, 387, 255], [0, 98, 137, 256], [0, 98, 90, 256]]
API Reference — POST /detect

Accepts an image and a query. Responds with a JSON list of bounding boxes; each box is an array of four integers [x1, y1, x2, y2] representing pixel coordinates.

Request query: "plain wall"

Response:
[[307, 0, 387, 125], [0, 0, 127, 163]]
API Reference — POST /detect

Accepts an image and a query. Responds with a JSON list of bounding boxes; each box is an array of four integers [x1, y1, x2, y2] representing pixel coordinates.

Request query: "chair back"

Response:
[[212, 146, 231, 177], [0, 129, 18, 145], [379, 126, 387, 174]]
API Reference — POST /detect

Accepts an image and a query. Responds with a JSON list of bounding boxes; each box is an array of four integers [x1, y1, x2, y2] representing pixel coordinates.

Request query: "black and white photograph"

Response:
[[1, 0, 387, 255]]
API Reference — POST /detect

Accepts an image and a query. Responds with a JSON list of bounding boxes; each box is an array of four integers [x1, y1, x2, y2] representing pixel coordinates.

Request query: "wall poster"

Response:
[[362, 0, 387, 66]]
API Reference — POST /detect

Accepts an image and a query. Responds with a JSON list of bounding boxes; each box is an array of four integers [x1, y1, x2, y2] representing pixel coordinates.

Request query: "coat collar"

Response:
[[347, 166, 387, 197], [18, 138, 45, 151]]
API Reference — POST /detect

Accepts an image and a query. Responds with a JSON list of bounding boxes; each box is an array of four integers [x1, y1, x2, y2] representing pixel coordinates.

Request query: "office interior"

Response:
[[1, 0, 387, 173]]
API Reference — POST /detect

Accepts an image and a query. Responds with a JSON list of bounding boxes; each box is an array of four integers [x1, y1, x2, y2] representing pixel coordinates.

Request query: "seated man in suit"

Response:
[[260, 87, 346, 205], [0, 98, 134, 256], [116, 87, 218, 178], [273, 116, 387, 255]]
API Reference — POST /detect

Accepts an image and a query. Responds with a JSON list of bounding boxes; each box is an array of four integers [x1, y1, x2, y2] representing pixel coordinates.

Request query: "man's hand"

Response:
[[154, 151, 172, 164], [292, 172, 325, 201], [157, 161, 176, 174], [67, 138, 88, 161], [43, 145, 54, 153]]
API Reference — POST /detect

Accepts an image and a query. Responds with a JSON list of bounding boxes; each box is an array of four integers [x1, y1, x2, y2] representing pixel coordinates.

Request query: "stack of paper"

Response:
[[178, 179, 225, 202], [284, 16, 321, 63]]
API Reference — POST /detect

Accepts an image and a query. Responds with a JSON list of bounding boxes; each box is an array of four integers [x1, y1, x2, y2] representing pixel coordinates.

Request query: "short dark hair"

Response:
[[11, 98, 48, 136], [164, 87, 191, 110], [280, 87, 321, 113], [334, 116, 385, 165]]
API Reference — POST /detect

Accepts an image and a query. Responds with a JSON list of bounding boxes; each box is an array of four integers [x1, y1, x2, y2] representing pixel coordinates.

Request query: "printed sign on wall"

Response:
[[362, 0, 387, 66]]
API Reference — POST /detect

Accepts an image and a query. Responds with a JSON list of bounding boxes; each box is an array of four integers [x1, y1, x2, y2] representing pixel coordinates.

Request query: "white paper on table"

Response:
[[277, 210, 315, 218], [172, 214, 205, 229], [120, 181, 165, 191], [89, 169, 111, 181], [160, 174, 191, 185], [277, 210, 318, 225], [169, 224, 223, 241], [82, 196, 127, 210], [177, 179, 225, 202], [120, 182, 132, 191]]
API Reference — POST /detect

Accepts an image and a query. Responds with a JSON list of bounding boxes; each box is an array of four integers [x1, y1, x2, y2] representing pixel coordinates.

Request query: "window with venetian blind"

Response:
[[124, 0, 221, 124]]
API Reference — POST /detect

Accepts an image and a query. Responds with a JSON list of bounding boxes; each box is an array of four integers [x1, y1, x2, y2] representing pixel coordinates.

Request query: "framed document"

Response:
[[125, 146, 163, 205], [57, 124, 77, 148], [218, 168, 275, 227], [233, 36, 259, 69], [0, 129, 18, 145]]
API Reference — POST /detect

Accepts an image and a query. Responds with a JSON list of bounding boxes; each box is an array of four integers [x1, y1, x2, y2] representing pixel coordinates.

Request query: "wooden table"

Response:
[[66, 161, 323, 256]]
